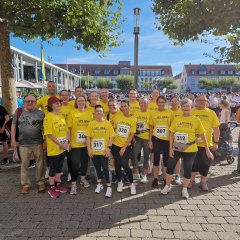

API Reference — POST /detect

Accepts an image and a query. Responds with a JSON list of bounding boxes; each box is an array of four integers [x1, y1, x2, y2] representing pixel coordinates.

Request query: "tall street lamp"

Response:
[[133, 8, 140, 90]]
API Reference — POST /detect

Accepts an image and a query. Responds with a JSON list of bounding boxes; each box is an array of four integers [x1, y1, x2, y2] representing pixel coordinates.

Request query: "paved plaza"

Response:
[[1, 129, 240, 240]]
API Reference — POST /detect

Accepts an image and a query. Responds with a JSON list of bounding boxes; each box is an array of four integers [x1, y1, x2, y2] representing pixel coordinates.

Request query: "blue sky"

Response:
[[10, 0, 222, 75]]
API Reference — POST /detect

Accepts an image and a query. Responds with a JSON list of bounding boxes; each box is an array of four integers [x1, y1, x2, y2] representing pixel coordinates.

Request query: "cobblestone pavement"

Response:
[[0, 128, 240, 240]]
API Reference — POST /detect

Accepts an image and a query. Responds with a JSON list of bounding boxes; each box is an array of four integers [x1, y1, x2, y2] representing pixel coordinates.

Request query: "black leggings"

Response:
[[152, 136, 169, 167], [70, 147, 89, 181], [92, 155, 110, 184], [167, 151, 197, 179], [111, 144, 133, 183], [48, 152, 66, 177], [192, 147, 211, 177]]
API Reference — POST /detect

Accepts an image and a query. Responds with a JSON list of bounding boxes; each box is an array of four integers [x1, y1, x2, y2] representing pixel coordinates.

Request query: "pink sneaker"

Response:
[[55, 184, 68, 193], [48, 187, 59, 199]]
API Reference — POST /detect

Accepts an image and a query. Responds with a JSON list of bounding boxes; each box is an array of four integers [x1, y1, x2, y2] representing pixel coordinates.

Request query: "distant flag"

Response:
[[39, 43, 46, 81]]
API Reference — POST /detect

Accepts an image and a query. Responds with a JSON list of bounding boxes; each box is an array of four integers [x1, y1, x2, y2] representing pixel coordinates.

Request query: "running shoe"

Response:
[[174, 175, 181, 185], [55, 184, 68, 193], [48, 187, 59, 198], [200, 181, 209, 191], [80, 178, 90, 188], [70, 184, 77, 195], [130, 183, 136, 195], [182, 188, 189, 199], [117, 181, 123, 193], [67, 173, 71, 182], [161, 185, 172, 195], [133, 173, 141, 180], [105, 187, 112, 198], [95, 183, 103, 193], [141, 175, 148, 183]]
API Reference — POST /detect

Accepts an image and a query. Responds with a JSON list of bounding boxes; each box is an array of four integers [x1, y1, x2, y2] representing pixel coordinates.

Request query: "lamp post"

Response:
[[133, 7, 140, 90]]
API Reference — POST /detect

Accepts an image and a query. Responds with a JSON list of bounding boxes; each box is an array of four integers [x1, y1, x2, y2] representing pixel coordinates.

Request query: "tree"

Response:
[[218, 77, 238, 90], [198, 78, 217, 91], [156, 77, 178, 90], [153, 0, 240, 64], [80, 76, 94, 90], [96, 78, 113, 89], [0, 0, 123, 114], [116, 75, 134, 91], [141, 81, 153, 91]]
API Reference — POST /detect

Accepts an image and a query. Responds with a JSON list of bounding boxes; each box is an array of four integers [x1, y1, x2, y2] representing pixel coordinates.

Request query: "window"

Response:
[[199, 70, 207, 75], [210, 70, 215, 75], [95, 69, 100, 75], [235, 70, 240, 75], [113, 69, 119, 75], [228, 70, 234, 75], [220, 70, 225, 75], [191, 70, 195, 75], [104, 69, 110, 75], [120, 68, 130, 75], [161, 70, 165, 75]]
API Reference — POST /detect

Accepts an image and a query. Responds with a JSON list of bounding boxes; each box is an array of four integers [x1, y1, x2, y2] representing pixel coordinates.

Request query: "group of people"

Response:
[[1, 81, 240, 200]]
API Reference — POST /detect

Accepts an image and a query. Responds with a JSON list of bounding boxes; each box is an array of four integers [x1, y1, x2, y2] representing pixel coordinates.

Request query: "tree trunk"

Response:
[[0, 21, 17, 115]]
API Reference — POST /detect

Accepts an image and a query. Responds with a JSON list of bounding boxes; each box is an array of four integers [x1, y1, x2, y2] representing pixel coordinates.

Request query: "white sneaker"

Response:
[[70, 184, 77, 195], [67, 173, 71, 182], [182, 188, 189, 199], [95, 183, 103, 194], [130, 183, 136, 195], [80, 179, 90, 188], [141, 175, 148, 183], [117, 181, 123, 193], [161, 185, 172, 195], [105, 187, 112, 198]]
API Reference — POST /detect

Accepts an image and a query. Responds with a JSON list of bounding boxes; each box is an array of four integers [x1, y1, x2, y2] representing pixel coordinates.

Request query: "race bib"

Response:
[[76, 131, 86, 143], [174, 132, 188, 144], [137, 122, 146, 132], [92, 139, 105, 151], [57, 137, 66, 150], [117, 124, 130, 137], [156, 126, 168, 137]]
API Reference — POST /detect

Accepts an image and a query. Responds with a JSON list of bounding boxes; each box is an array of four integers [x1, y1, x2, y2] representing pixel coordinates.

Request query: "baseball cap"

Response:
[[47, 96, 62, 106]]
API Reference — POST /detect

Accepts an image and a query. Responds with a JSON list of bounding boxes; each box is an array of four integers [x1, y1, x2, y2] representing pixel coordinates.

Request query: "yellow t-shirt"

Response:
[[113, 115, 136, 147], [86, 105, 95, 116], [97, 100, 109, 116], [44, 112, 68, 156], [149, 109, 174, 141], [67, 109, 93, 148], [60, 103, 74, 121], [36, 95, 50, 115], [85, 120, 116, 155], [68, 99, 76, 108], [134, 110, 151, 140], [171, 108, 183, 118], [129, 101, 140, 115], [191, 108, 220, 147], [169, 115, 205, 152], [108, 110, 123, 126], [148, 100, 158, 112]]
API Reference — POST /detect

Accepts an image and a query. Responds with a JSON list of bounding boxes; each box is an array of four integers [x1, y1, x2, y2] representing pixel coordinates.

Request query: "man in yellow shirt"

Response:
[[129, 89, 140, 115], [36, 81, 57, 115], [69, 86, 85, 108], [97, 88, 109, 116], [190, 94, 220, 191]]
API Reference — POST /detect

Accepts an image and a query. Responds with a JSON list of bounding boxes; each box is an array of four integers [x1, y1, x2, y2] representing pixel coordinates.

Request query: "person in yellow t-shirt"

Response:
[[107, 99, 123, 125], [59, 90, 75, 182], [36, 81, 57, 115], [86, 91, 99, 116], [97, 88, 109, 116], [86, 105, 116, 198], [161, 98, 213, 199], [112, 100, 137, 195], [190, 94, 220, 191], [133, 97, 151, 183], [148, 89, 159, 112], [149, 95, 174, 188], [170, 96, 183, 185], [68, 86, 85, 108], [129, 89, 140, 115], [44, 96, 69, 199], [67, 95, 93, 195]]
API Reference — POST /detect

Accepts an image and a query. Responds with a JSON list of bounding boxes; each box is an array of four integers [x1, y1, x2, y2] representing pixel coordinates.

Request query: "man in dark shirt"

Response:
[[11, 94, 45, 194], [0, 105, 10, 165]]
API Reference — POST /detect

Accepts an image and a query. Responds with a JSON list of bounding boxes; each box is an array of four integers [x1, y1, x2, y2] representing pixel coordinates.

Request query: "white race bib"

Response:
[[92, 139, 105, 151], [117, 124, 130, 137], [76, 131, 86, 143], [174, 132, 189, 144], [137, 122, 146, 132], [156, 126, 168, 137]]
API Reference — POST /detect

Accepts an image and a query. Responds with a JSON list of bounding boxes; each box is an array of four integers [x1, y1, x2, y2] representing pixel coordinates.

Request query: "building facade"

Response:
[[175, 64, 240, 92], [56, 62, 173, 91]]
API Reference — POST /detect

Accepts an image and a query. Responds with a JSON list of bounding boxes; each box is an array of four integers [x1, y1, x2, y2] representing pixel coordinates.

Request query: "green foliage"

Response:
[[80, 75, 94, 89], [156, 77, 178, 90], [96, 78, 113, 89], [116, 75, 134, 91], [1, 0, 124, 52], [141, 81, 153, 90], [21, 88, 45, 99], [199, 77, 238, 90], [153, 0, 240, 64]]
